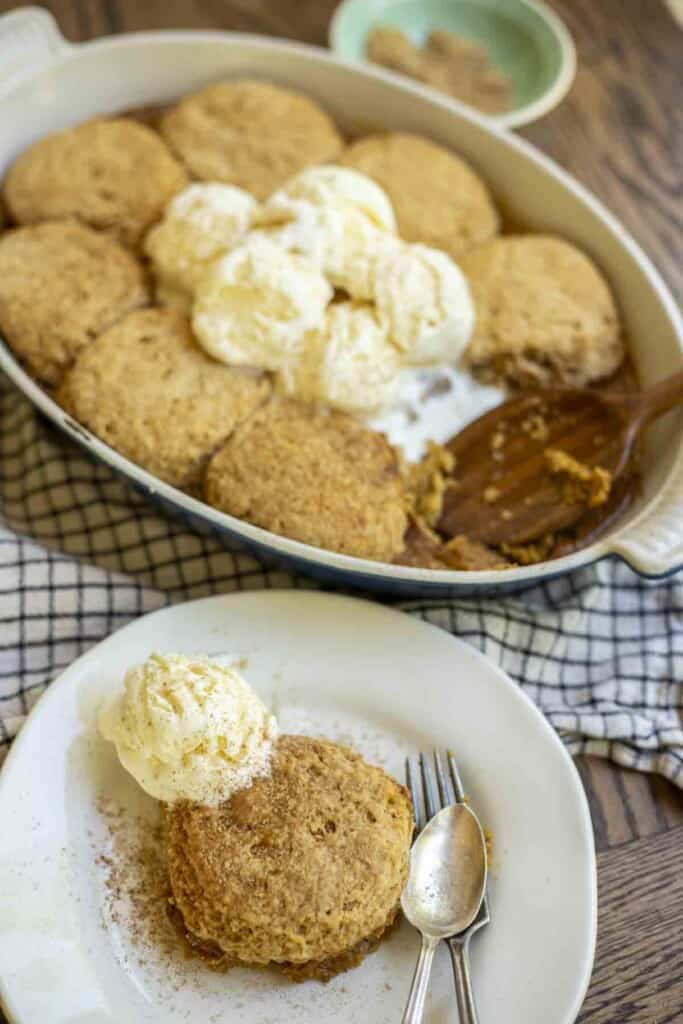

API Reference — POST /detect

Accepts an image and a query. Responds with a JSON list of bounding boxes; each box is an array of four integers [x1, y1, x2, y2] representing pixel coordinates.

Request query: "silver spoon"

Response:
[[401, 803, 488, 1024]]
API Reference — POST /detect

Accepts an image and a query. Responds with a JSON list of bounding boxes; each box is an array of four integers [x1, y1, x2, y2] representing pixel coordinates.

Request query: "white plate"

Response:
[[0, 591, 596, 1023]]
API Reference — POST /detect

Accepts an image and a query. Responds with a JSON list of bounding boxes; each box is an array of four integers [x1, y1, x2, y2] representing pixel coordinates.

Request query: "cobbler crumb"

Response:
[[545, 448, 612, 507]]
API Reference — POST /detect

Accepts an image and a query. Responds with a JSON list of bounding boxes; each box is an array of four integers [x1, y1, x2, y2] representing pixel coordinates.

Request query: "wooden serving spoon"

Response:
[[437, 370, 683, 548]]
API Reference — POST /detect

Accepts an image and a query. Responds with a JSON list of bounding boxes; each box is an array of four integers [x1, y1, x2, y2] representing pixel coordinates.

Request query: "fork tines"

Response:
[[406, 750, 466, 832]]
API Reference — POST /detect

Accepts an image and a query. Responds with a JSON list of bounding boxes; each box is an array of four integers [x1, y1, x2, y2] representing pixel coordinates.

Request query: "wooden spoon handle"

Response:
[[640, 369, 683, 423]]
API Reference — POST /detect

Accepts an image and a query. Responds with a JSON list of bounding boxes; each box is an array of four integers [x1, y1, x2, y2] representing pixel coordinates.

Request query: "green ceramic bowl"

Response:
[[329, 0, 576, 128]]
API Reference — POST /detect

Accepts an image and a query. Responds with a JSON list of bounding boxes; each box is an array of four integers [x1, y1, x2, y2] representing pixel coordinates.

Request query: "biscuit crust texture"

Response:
[[160, 80, 343, 200], [461, 235, 623, 387], [0, 219, 149, 386], [340, 132, 499, 259], [204, 398, 408, 561], [166, 735, 413, 975], [3, 118, 187, 246], [57, 307, 270, 489]]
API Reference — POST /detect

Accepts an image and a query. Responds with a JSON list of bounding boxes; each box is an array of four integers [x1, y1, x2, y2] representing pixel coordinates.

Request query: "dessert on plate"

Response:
[[98, 652, 413, 981], [0, 77, 637, 570]]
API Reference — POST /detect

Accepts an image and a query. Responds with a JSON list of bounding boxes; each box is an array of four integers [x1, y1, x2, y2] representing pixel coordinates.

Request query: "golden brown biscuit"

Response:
[[166, 735, 413, 980], [461, 235, 623, 387], [160, 79, 343, 200], [2, 118, 187, 246], [340, 132, 499, 259], [57, 307, 270, 489], [0, 220, 149, 386], [205, 398, 407, 561]]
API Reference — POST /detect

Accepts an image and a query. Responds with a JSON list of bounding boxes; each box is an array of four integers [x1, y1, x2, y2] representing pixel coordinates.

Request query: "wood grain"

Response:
[[522, 0, 683, 308], [578, 828, 683, 1024], [577, 756, 683, 849], [0, 1, 681, 1021]]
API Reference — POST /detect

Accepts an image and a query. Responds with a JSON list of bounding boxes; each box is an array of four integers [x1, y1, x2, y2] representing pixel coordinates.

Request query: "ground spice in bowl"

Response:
[[366, 26, 514, 115]]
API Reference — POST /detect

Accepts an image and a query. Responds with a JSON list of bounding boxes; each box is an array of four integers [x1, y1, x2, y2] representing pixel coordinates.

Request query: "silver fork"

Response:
[[406, 751, 490, 1024]]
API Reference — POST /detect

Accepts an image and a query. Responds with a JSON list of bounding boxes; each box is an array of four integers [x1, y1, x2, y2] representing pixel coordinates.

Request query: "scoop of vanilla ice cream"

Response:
[[330, 207, 400, 300], [374, 243, 475, 365], [144, 184, 258, 310], [278, 301, 401, 413], [98, 653, 278, 805], [255, 195, 399, 301], [192, 236, 332, 371], [251, 199, 346, 277], [272, 164, 397, 232]]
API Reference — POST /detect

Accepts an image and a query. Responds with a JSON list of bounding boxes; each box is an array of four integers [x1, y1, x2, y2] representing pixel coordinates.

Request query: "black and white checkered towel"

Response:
[[1, 373, 682, 786]]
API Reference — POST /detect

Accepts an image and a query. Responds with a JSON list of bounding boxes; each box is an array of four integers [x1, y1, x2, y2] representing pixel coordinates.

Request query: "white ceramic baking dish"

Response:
[[0, 6, 681, 596]]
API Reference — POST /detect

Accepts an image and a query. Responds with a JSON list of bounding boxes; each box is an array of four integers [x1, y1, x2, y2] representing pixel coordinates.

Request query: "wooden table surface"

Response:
[[1, 0, 681, 1021]]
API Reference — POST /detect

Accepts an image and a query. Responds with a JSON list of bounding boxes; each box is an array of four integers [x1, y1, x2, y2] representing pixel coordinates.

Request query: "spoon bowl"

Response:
[[402, 803, 488, 937], [438, 370, 683, 547]]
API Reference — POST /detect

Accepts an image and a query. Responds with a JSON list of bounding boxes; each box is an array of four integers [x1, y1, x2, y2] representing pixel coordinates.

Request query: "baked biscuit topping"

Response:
[[166, 735, 413, 976], [3, 117, 187, 247], [57, 308, 270, 489], [0, 219, 149, 385], [340, 132, 500, 259], [462, 235, 623, 387], [160, 80, 343, 199], [205, 398, 407, 562]]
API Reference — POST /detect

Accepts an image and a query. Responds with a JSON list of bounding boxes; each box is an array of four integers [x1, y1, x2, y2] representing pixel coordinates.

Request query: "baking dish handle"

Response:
[[0, 7, 71, 98], [607, 438, 683, 578]]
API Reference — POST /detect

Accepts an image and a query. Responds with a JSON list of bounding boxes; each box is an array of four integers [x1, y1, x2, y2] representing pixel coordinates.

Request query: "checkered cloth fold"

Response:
[[1, 373, 682, 786]]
